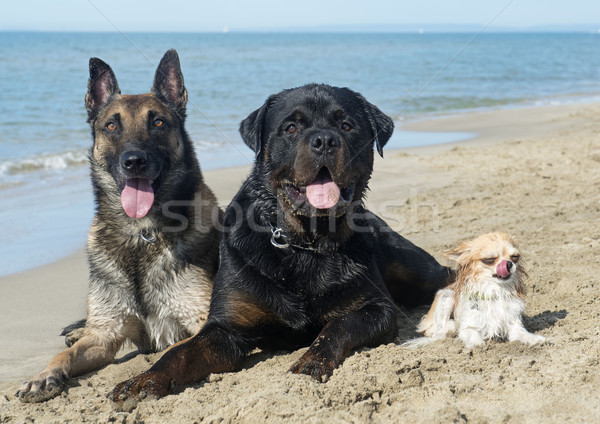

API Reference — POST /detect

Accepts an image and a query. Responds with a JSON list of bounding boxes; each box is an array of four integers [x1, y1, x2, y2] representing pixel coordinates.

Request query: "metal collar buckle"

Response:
[[270, 226, 290, 249], [140, 228, 157, 243], [268, 223, 319, 252]]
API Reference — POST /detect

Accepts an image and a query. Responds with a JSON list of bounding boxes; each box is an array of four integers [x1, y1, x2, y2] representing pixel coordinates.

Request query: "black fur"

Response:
[[110, 84, 454, 407], [18, 50, 222, 405]]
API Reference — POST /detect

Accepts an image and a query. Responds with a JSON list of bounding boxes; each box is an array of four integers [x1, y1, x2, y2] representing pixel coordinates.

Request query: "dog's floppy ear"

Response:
[[152, 49, 188, 118], [85, 58, 120, 122], [239, 94, 277, 157], [356, 93, 394, 158]]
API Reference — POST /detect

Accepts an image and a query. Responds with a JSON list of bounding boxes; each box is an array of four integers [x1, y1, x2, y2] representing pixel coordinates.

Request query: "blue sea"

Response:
[[1, 32, 599, 276]]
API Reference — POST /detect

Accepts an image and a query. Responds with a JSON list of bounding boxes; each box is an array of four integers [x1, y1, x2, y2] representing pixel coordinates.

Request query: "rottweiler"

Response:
[[110, 83, 453, 410]]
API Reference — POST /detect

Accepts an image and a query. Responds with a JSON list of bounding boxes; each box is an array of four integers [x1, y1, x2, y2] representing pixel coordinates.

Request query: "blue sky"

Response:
[[2, 0, 599, 32]]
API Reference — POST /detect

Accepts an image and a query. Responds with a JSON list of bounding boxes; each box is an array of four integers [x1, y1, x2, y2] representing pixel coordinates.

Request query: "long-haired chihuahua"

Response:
[[407, 232, 545, 348]]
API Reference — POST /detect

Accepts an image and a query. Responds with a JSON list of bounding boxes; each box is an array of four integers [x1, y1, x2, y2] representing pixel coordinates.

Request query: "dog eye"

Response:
[[154, 119, 165, 128], [510, 255, 520, 263], [481, 258, 496, 265], [342, 122, 352, 131], [106, 122, 117, 131], [285, 124, 297, 134]]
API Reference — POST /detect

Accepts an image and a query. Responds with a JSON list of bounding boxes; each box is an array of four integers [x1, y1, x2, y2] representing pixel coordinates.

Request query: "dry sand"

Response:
[[1, 102, 600, 423]]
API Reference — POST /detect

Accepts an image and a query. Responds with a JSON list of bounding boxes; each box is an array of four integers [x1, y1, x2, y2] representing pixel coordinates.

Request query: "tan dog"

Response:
[[17, 49, 221, 402], [407, 232, 545, 348]]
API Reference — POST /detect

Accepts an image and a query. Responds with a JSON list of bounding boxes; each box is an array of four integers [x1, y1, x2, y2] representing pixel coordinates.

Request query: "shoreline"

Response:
[[2, 100, 600, 422], [1, 98, 595, 279], [0, 131, 470, 279]]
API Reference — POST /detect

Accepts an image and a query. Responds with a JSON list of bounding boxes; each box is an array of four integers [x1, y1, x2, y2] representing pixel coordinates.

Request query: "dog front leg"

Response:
[[417, 286, 456, 338], [17, 334, 119, 403], [289, 302, 396, 381], [458, 327, 485, 348], [508, 322, 546, 346], [110, 322, 248, 411]]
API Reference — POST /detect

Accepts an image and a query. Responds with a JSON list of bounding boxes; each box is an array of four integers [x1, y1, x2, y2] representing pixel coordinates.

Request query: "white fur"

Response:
[[454, 274, 544, 348], [86, 233, 211, 352], [418, 288, 456, 338], [404, 289, 457, 348], [404, 234, 545, 349]]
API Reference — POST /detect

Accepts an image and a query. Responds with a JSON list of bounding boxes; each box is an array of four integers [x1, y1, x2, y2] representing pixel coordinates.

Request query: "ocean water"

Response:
[[1, 32, 599, 276]]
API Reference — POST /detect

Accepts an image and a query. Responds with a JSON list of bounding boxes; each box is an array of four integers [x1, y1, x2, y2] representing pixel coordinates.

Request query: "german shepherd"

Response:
[[110, 84, 454, 410], [17, 49, 222, 403]]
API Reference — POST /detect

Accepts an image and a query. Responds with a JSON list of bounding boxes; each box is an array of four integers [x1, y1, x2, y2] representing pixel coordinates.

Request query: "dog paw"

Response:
[[64, 328, 85, 348], [289, 350, 336, 382], [16, 369, 68, 403], [520, 333, 546, 346], [60, 319, 86, 347], [109, 372, 172, 412], [459, 329, 485, 349]]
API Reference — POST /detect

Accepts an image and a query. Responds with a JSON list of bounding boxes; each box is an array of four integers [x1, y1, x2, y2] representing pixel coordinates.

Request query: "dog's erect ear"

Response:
[[443, 241, 473, 263], [356, 93, 394, 158], [152, 49, 188, 117], [239, 94, 277, 157], [85, 58, 120, 122]]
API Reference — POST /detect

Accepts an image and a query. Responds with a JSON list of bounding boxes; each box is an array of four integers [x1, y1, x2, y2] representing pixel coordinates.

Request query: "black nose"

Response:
[[309, 131, 340, 155], [506, 261, 513, 271], [122, 151, 148, 172]]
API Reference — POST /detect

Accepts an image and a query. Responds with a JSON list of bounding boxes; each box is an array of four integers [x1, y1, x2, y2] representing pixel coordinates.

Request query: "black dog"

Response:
[[111, 84, 453, 410]]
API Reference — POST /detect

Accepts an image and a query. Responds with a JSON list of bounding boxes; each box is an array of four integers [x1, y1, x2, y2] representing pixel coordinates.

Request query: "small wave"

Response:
[[0, 142, 233, 178], [0, 180, 25, 190], [0, 150, 88, 176]]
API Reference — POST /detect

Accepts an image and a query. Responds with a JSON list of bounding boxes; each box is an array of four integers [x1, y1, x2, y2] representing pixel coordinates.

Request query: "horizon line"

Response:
[[1, 23, 600, 34]]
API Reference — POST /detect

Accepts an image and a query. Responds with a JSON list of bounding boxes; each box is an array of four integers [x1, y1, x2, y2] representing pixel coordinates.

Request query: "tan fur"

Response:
[[418, 282, 457, 335], [225, 291, 274, 328], [92, 94, 186, 163], [415, 232, 537, 345], [444, 232, 528, 305], [17, 50, 222, 403]]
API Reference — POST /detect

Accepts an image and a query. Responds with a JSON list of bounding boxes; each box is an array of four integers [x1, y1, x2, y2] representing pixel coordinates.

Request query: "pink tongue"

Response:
[[305, 173, 341, 209], [121, 179, 155, 218], [496, 260, 510, 278]]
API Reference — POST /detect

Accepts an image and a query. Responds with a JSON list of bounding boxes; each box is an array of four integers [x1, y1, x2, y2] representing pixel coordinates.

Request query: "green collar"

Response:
[[469, 292, 498, 301]]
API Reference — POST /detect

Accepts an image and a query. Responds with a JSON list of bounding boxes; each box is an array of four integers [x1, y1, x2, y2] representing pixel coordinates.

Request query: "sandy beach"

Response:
[[1, 102, 600, 423]]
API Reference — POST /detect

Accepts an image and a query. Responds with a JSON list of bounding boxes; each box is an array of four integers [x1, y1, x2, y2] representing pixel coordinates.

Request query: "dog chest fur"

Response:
[[456, 280, 526, 340], [16, 49, 221, 404], [86, 228, 211, 351]]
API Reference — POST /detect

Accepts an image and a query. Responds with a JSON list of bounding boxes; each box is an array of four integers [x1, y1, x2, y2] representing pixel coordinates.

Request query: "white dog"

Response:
[[406, 232, 545, 348]]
